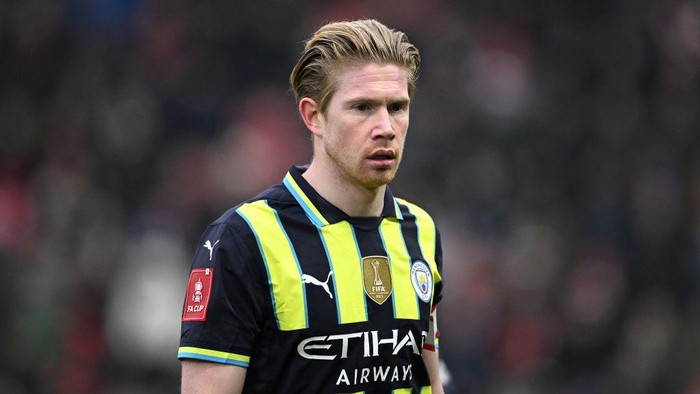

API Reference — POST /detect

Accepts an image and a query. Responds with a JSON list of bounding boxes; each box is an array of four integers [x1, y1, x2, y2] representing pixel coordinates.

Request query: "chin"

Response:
[[359, 172, 397, 189]]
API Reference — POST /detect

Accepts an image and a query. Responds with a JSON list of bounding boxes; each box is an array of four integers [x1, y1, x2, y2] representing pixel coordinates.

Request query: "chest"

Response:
[[254, 218, 436, 332]]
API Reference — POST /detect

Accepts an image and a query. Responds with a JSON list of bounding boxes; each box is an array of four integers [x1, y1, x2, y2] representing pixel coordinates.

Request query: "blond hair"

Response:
[[290, 19, 421, 114]]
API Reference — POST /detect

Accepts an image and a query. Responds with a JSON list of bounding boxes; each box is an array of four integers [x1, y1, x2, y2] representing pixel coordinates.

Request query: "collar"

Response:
[[282, 165, 404, 227]]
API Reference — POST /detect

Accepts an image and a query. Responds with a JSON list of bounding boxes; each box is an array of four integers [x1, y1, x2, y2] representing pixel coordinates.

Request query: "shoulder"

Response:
[[200, 183, 302, 253], [394, 197, 436, 224], [212, 183, 294, 227]]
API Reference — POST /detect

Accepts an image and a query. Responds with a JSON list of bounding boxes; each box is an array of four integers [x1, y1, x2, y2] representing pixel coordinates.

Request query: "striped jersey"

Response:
[[179, 165, 443, 393]]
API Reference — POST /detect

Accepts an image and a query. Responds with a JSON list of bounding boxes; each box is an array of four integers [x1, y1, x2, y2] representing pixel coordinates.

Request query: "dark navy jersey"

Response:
[[179, 165, 443, 393]]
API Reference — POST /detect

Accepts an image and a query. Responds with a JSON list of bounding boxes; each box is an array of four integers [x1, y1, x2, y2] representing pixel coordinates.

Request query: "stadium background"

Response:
[[1, 0, 699, 392]]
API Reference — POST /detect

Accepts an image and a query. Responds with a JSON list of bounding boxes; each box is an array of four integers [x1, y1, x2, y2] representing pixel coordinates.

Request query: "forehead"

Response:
[[332, 63, 409, 101]]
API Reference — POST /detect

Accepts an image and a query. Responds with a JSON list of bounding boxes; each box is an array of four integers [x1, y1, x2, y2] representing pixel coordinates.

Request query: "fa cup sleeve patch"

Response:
[[182, 268, 213, 322]]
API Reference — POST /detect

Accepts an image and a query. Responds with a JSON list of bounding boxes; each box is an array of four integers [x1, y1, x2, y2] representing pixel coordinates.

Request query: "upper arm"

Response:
[[181, 360, 247, 394], [179, 220, 265, 383]]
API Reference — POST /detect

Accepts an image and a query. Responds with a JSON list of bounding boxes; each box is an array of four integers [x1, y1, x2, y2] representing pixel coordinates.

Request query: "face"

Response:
[[315, 63, 410, 190]]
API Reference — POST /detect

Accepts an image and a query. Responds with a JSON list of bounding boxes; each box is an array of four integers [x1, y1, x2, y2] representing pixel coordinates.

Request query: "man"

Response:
[[179, 19, 444, 393]]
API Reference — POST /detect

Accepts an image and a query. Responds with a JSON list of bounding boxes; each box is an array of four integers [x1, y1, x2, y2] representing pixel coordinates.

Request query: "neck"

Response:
[[302, 163, 386, 217]]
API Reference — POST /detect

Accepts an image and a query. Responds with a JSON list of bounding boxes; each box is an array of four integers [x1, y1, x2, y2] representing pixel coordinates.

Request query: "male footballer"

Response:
[[178, 19, 445, 393]]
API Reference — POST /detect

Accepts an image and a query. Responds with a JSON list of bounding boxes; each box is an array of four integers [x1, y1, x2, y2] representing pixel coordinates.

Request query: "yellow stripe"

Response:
[[321, 222, 367, 324], [380, 218, 419, 320], [237, 201, 307, 330], [420, 386, 433, 394], [392, 389, 412, 394], [284, 172, 329, 226], [396, 199, 442, 288], [177, 346, 250, 364]]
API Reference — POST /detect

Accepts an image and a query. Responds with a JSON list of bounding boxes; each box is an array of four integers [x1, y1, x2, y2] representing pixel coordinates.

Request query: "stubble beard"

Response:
[[331, 149, 402, 191]]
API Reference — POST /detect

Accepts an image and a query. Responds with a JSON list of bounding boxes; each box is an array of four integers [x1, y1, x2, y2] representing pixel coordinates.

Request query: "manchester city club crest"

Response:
[[362, 256, 393, 305], [410, 260, 433, 303]]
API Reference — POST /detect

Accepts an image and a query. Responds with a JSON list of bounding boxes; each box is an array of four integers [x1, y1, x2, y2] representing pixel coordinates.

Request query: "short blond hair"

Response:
[[290, 19, 421, 114]]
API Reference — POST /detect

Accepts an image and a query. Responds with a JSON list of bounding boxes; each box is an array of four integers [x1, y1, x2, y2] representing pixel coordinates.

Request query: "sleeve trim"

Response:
[[177, 346, 250, 367]]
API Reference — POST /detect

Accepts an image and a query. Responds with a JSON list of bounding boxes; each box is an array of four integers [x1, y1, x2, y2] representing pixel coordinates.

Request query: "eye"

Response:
[[354, 103, 372, 112], [388, 102, 408, 113]]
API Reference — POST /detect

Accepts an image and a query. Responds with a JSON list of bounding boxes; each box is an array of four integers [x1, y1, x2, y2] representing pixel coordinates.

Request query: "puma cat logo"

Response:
[[203, 240, 219, 261], [302, 271, 334, 299]]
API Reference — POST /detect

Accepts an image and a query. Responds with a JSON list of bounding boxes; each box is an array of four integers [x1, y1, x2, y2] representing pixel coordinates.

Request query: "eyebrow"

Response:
[[345, 97, 411, 107]]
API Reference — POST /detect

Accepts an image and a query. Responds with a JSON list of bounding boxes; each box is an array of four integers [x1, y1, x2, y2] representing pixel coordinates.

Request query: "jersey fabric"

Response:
[[179, 165, 443, 393]]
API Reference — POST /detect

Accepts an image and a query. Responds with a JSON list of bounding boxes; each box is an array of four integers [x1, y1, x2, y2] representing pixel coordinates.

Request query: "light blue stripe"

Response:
[[405, 204, 434, 308], [283, 176, 325, 227], [319, 225, 368, 324], [271, 202, 309, 328], [236, 203, 281, 330], [379, 221, 419, 319], [404, 203, 438, 264], [393, 198, 404, 220], [237, 201, 309, 329], [316, 227, 342, 324], [177, 352, 249, 367], [377, 228, 398, 319], [349, 226, 369, 321]]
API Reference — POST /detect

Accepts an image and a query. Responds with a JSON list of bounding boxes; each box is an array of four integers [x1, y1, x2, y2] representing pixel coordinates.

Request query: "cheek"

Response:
[[396, 124, 409, 143], [324, 128, 352, 156], [394, 116, 409, 134], [330, 122, 359, 146]]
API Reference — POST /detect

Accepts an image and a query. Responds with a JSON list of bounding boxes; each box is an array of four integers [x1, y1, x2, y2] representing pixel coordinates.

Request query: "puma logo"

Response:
[[203, 240, 219, 261], [302, 271, 334, 299]]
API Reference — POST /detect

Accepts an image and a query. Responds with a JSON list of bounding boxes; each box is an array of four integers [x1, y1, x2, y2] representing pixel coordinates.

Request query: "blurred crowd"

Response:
[[1, 0, 699, 393]]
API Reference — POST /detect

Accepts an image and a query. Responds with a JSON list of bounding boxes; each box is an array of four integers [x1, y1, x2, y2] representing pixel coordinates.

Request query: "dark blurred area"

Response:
[[1, 0, 699, 393]]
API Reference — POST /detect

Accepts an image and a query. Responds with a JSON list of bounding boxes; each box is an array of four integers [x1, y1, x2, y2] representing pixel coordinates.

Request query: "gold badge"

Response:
[[362, 256, 393, 305]]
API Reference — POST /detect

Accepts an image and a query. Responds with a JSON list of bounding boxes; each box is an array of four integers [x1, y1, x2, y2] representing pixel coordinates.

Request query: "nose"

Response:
[[372, 107, 395, 140]]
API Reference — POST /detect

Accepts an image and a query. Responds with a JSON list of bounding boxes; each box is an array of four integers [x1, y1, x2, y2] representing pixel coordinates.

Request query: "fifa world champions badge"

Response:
[[362, 256, 393, 305], [410, 260, 433, 303]]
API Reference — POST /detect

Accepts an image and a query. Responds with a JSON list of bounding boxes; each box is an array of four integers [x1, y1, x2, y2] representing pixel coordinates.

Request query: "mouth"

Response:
[[367, 150, 397, 168]]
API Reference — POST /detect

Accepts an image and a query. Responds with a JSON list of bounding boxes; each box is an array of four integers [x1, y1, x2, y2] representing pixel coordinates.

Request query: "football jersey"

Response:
[[179, 165, 443, 393]]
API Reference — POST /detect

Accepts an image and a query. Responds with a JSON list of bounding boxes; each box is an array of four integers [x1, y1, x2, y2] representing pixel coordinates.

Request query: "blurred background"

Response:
[[1, 0, 699, 393]]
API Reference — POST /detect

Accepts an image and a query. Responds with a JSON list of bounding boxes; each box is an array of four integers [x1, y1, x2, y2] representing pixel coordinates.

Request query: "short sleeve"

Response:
[[178, 220, 266, 367]]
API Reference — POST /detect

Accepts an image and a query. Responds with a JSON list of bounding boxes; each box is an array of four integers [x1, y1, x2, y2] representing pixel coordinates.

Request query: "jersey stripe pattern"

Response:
[[179, 166, 443, 393], [238, 200, 309, 330]]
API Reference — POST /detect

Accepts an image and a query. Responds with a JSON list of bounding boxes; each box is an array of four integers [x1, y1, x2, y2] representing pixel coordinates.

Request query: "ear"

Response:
[[299, 97, 323, 137]]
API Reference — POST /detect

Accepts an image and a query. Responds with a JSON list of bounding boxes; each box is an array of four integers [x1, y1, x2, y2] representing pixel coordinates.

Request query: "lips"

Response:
[[367, 149, 397, 169], [368, 149, 396, 160]]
